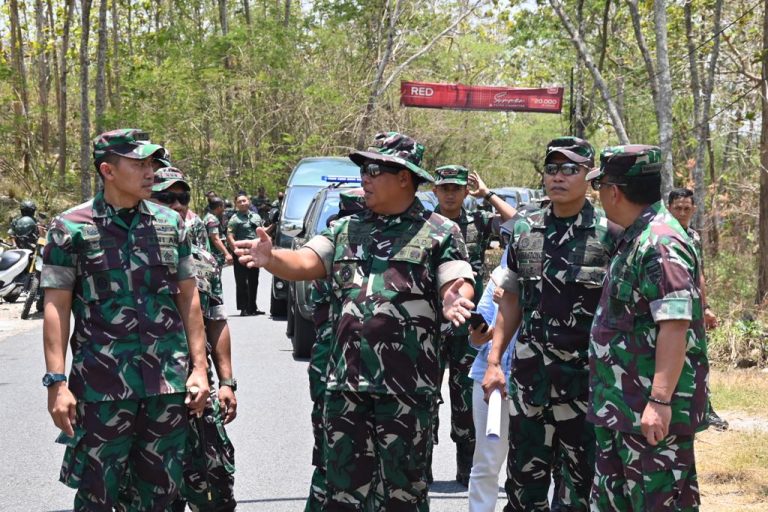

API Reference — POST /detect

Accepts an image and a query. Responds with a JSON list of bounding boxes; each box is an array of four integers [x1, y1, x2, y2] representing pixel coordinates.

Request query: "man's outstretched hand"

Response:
[[234, 228, 273, 269]]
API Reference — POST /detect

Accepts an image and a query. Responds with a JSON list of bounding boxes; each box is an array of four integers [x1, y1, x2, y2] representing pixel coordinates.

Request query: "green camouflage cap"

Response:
[[434, 165, 469, 186], [338, 188, 366, 215], [349, 131, 434, 184], [154, 147, 173, 168], [585, 145, 662, 182], [93, 128, 164, 161], [152, 166, 190, 192], [545, 136, 595, 165]]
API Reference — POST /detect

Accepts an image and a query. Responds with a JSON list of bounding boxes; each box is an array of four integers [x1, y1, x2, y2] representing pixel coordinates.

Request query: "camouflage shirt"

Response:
[[308, 278, 333, 402], [41, 191, 195, 402], [227, 210, 262, 241], [203, 212, 226, 262], [588, 202, 709, 436], [304, 198, 474, 395], [185, 210, 210, 252], [435, 206, 495, 290], [499, 200, 619, 406]]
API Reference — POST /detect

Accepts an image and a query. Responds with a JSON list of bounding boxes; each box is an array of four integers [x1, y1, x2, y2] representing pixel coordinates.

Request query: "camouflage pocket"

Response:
[[55, 426, 88, 489], [605, 278, 635, 331], [81, 248, 126, 300]]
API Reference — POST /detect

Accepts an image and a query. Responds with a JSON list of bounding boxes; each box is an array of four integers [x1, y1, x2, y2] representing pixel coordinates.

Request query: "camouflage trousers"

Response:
[[172, 395, 236, 512], [590, 427, 700, 511], [56, 394, 187, 511], [504, 393, 594, 511], [324, 390, 434, 511], [434, 334, 477, 446]]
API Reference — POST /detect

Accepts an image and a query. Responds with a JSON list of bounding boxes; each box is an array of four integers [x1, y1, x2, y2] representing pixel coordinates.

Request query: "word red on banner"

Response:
[[400, 81, 564, 114]]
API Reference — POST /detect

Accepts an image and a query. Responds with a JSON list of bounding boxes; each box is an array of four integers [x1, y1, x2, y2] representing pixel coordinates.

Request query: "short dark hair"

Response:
[[668, 188, 694, 206], [94, 152, 122, 178], [208, 197, 224, 209], [235, 191, 248, 201], [620, 175, 662, 205]]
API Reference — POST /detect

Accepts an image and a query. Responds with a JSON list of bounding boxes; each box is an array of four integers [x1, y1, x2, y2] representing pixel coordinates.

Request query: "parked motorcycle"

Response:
[[21, 232, 46, 319], [0, 241, 33, 304]]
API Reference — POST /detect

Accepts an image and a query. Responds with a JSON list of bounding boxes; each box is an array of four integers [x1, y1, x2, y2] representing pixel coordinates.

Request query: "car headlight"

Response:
[[275, 280, 285, 290]]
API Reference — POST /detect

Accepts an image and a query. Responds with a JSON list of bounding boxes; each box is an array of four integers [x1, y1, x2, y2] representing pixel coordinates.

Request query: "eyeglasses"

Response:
[[360, 162, 404, 178], [543, 162, 585, 176], [152, 191, 191, 205], [591, 180, 627, 191]]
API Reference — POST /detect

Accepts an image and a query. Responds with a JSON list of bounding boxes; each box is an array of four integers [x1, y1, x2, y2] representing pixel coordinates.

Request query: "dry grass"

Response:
[[698, 369, 768, 511]]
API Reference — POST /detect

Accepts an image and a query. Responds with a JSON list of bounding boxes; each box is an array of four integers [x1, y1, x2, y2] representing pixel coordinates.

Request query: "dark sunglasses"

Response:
[[360, 162, 404, 178], [152, 191, 191, 205], [591, 180, 627, 191], [543, 162, 585, 176]]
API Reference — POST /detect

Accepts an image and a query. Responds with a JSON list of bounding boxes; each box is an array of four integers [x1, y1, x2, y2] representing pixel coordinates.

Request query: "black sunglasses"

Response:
[[543, 162, 585, 176], [591, 180, 627, 191], [153, 191, 191, 205], [360, 162, 405, 178]]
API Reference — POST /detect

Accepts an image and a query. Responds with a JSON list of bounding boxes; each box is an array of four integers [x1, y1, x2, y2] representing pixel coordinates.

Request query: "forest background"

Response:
[[1, 0, 768, 508]]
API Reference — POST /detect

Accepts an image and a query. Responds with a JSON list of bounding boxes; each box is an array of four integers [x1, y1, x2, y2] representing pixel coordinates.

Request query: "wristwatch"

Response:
[[484, 191, 496, 201], [219, 378, 238, 392], [42, 373, 67, 387]]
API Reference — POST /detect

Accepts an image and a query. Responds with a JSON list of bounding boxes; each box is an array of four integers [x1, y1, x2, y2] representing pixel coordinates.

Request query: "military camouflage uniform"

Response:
[[304, 195, 473, 510], [203, 210, 228, 267], [227, 210, 263, 314], [42, 189, 195, 510], [497, 200, 618, 511]]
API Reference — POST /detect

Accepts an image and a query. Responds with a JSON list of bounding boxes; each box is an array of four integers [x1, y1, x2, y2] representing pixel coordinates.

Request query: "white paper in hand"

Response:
[[486, 389, 502, 440]]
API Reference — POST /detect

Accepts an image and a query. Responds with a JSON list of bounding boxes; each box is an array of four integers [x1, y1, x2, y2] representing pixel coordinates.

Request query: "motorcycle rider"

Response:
[[8, 200, 40, 250]]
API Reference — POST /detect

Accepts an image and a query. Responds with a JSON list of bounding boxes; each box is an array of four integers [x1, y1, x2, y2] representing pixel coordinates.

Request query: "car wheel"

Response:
[[270, 292, 287, 318], [286, 295, 295, 337], [292, 310, 315, 359]]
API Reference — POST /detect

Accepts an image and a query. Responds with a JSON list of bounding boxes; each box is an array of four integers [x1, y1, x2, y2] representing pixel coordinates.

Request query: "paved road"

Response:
[[0, 267, 507, 511]]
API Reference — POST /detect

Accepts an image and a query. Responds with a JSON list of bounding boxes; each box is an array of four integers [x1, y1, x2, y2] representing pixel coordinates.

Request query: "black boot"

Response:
[[455, 441, 474, 487], [707, 407, 729, 431]]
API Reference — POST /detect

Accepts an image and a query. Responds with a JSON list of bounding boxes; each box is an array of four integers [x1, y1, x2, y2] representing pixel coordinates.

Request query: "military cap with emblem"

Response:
[[349, 131, 434, 184], [92, 128, 165, 162], [434, 165, 469, 186], [152, 167, 190, 192], [545, 136, 595, 166], [585, 144, 662, 182]]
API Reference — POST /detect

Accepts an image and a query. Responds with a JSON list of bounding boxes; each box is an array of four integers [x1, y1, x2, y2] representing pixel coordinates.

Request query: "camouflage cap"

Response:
[[349, 131, 434, 184], [154, 147, 173, 168], [152, 167, 190, 192], [338, 188, 366, 216], [434, 165, 469, 186], [585, 145, 662, 182], [545, 136, 595, 165], [93, 128, 164, 161]]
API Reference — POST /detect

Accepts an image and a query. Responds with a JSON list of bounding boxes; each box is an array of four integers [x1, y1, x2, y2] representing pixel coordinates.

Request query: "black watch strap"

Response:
[[484, 191, 496, 200]]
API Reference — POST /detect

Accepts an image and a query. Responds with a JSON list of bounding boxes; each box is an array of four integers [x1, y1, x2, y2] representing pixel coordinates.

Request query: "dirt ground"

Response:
[[0, 298, 41, 338]]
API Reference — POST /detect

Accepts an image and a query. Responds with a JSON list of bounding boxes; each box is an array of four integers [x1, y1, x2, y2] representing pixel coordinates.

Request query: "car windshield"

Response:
[[315, 195, 342, 232], [289, 159, 360, 187], [284, 187, 321, 220]]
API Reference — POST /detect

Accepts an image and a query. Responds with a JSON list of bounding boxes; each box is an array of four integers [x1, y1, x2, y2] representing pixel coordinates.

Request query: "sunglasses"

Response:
[[591, 180, 627, 191], [360, 162, 404, 178], [152, 191, 191, 205], [543, 162, 585, 176]]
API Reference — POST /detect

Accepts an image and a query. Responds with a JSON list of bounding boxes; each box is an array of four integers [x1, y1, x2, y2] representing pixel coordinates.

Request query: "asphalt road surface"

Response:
[[0, 267, 508, 511]]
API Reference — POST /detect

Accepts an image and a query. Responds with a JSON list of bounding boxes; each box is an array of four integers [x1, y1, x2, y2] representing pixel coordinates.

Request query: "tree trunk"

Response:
[[95, 0, 109, 134], [9, 0, 31, 175], [80, 0, 94, 200], [654, 0, 675, 199], [242, 0, 252, 25], [706, 137, 719, 257], [111, 0, 121, 112], [550, 0, 629, 144], [573, 0, 585, 138], [47, 0, 61, 154], [57, 0, 75, 180], [284, 0, 290, 26], [35, 0, 51, 155], [758, 0, 768, 305]]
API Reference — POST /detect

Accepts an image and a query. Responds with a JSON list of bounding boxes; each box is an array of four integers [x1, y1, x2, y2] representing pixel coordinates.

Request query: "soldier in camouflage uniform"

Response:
[[41, 128, 210, 511], [305, 188, 368, 512], [204, 196, 234, 268], [236, 132, 476, 511], [431, 165, 518, 485], [483, 137, 620, 511], [150, 168, 238, 512], [586, 146, 709, 511]]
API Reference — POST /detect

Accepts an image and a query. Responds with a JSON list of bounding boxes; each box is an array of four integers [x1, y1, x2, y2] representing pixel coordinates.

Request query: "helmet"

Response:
[[20, 200, 36, 217], [13, 216, 38, 237]]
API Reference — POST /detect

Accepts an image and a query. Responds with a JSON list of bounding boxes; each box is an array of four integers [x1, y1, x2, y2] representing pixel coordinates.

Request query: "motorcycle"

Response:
[[0, 240, 33, 304], [21, 232, 46, 319]]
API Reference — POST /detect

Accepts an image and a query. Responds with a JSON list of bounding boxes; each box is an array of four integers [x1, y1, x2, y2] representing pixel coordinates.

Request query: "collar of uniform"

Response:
[[365, 197, 425, 223], [434, 205, 467, 223], [92, 191, 156, 219], [538, 199, 596, 230], [621, 200, 664, 243]]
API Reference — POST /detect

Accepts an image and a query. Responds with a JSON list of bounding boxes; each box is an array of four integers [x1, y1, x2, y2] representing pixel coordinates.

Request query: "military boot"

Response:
[[707, 407, 729, 431], [455, 441, 474, 486]]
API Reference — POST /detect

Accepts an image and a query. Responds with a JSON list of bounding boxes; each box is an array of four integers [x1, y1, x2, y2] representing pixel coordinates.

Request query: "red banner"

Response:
[[400, 81, 564, 114]]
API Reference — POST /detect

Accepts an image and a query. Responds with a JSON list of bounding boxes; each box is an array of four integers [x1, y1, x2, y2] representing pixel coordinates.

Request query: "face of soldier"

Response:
[[361, 166, 412, 215], [167, 183, 190, 217], [434, 183, 468, 217], [235, 195, 250, 212], [543, 153, 589, 209], [669, 197, 696, 229], [101, 155, 155, 203]]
